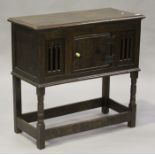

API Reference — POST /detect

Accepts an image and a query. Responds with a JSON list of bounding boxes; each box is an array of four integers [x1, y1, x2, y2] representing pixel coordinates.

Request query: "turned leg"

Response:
[[102, 76, 110, 114], [128, 72, 138, 128], [13, 76, 22, 133], [36, 87, 45, 149]]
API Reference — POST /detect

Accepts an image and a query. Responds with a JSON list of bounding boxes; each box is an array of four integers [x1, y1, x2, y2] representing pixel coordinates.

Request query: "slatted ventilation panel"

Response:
[[47, 41, 63, 74], [120, 32, 134, 62]]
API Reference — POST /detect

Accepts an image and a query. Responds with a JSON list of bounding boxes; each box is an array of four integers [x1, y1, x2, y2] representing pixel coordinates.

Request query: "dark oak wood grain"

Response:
[[9, 8, 144, 149], [13, 76, 22, 133], [108, 98, 129, 113], [22, 98, 102, 123], [45, 111, 130, 140], [128, 72, 138, 127], [102, 77, 110, 114], [8, 8, 144, 30], [17, 117, 37, 139], [36, 88, 45, 149]]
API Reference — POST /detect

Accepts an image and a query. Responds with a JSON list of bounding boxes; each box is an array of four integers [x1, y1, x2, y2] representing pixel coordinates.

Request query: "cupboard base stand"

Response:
[[13, 72, 138, 150]]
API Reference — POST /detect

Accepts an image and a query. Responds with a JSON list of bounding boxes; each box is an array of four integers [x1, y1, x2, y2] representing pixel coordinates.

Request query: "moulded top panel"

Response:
[[8, 8, 145, 30]]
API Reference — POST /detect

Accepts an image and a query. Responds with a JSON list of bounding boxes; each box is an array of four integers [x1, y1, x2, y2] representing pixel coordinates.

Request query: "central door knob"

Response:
[[75, 52, 81, 58]]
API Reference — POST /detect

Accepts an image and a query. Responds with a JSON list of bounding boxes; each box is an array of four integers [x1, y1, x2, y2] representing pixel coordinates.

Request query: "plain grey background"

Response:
[[0, 0, 155, 153]]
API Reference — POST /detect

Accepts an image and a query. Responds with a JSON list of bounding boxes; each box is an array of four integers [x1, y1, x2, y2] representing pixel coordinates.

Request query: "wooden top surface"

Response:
[[8, 8, 145, 30]]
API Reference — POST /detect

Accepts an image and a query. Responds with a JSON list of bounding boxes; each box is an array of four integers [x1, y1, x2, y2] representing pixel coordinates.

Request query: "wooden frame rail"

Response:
[[22, 98, 102, 123], [45, 111, 130, 140], [16, 98, 130, 143]]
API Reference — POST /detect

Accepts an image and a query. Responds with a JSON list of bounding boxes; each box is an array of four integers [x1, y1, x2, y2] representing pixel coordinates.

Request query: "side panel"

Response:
[[37, 29, 68, 84], [12, 24, 39, 83]]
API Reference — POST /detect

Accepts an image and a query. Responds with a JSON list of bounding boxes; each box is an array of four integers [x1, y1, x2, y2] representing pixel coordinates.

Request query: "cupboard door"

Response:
[[72, 33, 115, 72]]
